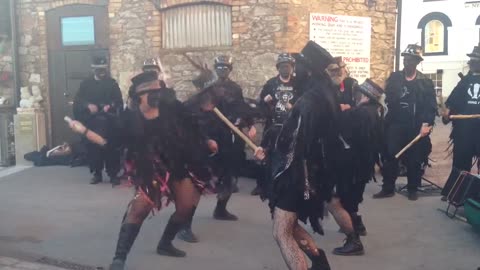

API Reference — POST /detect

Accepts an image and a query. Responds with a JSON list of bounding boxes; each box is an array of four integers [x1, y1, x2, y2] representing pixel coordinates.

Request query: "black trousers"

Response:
[[84, 114, 121, 177], [441, 130, 480, 196], [86, 142, 120, 177], [381, 124, 429, 192], [334, 148, 367, 213]]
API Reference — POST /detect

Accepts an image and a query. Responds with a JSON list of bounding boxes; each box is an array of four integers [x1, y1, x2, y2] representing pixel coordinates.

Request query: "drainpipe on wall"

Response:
[[395, 0, 402, 72], [9, 0, 19, 107]]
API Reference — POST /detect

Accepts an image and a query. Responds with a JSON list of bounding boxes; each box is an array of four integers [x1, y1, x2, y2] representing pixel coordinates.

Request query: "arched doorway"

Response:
[[46, 4, 109, 146]]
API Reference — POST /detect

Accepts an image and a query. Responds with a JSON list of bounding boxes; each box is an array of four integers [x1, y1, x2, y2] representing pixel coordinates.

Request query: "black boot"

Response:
[[90, 171, 102, 185], [351, 213, 367, 236], [157, 217, 187, 257], [177, 206, 199, 243], [213, 198, 238, 221], [333, 233, 364, 256], [307, 248, 331, 270], [108, 223, 141, 270], [372, 189, 395, 199], [408, 190, 418, 201]]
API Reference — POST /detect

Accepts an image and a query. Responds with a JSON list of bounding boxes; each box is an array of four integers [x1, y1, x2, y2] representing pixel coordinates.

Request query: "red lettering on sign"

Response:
[[343, 57, 369, 63], [312, 15, 338, 22]]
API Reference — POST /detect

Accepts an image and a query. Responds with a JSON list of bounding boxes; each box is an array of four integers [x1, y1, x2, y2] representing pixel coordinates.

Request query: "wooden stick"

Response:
[[449, 114, 480, 119], [395, 134, 422, 159], [64, 116, 107, 146], [213, 107, 258, 151]]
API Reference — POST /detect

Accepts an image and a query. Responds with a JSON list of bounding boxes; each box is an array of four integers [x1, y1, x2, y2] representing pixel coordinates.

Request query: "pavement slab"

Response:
[[0, 256, 67, 270]]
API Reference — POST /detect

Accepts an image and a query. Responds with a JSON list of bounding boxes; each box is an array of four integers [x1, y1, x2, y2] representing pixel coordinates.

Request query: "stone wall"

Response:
[[109, 0, 162, 97], [14, 0, 397, 143]]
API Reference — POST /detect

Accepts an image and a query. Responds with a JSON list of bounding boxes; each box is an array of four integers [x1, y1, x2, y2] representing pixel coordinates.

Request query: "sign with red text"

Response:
[[310, 13, 371, 82]]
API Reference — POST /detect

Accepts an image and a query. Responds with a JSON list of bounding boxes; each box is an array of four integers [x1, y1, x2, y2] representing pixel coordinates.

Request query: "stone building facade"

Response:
[[12, 0, 397, 145]]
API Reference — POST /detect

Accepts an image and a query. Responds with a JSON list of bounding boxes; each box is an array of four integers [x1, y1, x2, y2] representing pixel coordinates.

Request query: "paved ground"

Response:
[[0, 120, 478, 270], [0, 256, 66, 270]]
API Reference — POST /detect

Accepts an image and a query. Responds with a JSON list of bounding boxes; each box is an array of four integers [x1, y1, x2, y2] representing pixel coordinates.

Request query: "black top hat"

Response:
[[332, 56, 346, 67], [300, 41, 334, 72], [131, 71, 158, 88], [401, 44, 424, 61], [467, 46, 480, 61], [91, 56, 108, 68], [355, 78, 384, 101]]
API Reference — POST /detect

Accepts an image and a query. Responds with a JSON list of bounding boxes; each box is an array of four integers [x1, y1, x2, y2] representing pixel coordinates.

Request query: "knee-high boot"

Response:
[[157, 216, 187, 257], [177, 206, 199, 243], [109, 223, 141, 270]]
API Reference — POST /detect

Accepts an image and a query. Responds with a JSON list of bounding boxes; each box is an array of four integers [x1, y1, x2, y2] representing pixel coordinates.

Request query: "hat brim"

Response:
[[467, 53, 480, 61], [276, 61, 294, 68], [356, 85, 381, 102], [91, 64, 108, 68], [401, 52, 423, 61], [143, 65, 161, 70]]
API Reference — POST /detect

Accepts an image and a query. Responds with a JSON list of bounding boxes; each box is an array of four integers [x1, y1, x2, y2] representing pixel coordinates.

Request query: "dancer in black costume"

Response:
[[176, 55, 262, 243], [373, 44, 436, 201], [69, 72, 217, 270], [73, 56, 123, 185], [327, 78, 385, 256], [208, 55, 256, 221], [441, 46, 480, 199], [254, 53, 302, 198], [267, 41, 337, 270]]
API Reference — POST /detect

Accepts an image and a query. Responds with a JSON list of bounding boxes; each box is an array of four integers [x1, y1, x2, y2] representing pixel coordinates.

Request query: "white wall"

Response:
[[400, 0, 480, 96]]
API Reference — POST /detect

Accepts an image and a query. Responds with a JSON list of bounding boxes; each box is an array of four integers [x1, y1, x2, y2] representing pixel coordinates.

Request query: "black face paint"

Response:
[[215, 65, 231, 79], [278, 63, 293, 79], [469, 60, 480, 73], [403, 56, 420, 71], [94, 68, 108, 80]]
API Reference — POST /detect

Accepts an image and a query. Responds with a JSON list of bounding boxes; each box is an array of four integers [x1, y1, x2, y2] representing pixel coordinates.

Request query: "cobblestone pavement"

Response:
[[0, 257, 67, 270]]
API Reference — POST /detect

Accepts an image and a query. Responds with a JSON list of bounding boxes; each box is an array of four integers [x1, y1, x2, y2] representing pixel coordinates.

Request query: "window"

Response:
[[417, 12, 452, 56], [425, 70, 443, 97], [425, 20, 444, 53], [61, 16, 95, 46], [162, 4, 232, 49], [425, 70, 444, 114]]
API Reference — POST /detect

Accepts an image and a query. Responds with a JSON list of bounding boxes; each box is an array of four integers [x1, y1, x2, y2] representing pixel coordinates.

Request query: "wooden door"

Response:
[[46, 4, 109, 146]]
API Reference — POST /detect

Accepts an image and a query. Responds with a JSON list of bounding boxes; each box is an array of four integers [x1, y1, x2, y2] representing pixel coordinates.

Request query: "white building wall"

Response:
[[400, 0, 480, 96]]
